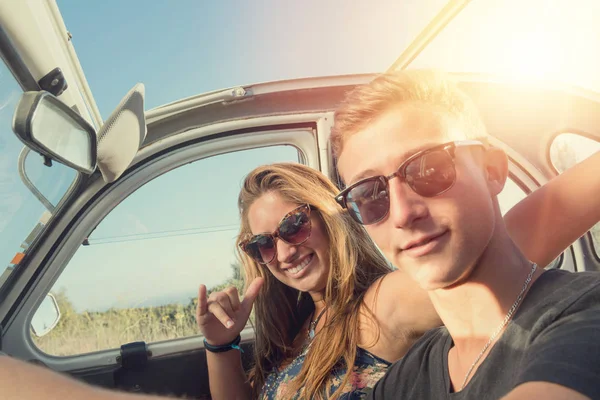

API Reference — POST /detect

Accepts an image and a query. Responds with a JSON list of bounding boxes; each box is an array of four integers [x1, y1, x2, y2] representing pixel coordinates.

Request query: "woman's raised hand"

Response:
[[196, 277, 264, 345]]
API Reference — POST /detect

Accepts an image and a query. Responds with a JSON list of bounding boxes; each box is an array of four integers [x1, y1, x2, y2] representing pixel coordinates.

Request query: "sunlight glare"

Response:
[[409, 0, 600, 92]]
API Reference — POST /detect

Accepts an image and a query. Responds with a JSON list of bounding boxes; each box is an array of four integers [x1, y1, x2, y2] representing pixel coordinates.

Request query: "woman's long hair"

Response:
[[236, 163, 392, 399]]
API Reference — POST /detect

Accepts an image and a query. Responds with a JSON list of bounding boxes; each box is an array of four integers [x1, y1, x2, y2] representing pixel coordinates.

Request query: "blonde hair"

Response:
[[237, 163, 392, 399], [331, 69, 488, 158]]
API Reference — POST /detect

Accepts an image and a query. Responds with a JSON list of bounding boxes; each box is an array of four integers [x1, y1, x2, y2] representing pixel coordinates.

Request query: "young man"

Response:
[[331, 70, 600, 399]]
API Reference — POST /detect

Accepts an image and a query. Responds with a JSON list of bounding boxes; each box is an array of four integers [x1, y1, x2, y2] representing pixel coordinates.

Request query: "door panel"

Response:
[[67, 341, 254, 398]]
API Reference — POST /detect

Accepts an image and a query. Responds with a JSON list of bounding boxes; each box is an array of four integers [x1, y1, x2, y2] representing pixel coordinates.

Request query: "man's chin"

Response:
[[417, 279, 447, 292], [410, 265, 462, 291]]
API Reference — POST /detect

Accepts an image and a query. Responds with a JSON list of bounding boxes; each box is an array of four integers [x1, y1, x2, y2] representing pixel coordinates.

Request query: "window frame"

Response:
[[4, 124, 319, 371]]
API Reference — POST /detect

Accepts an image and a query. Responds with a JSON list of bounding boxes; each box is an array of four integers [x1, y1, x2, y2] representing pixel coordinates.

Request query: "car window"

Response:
[[550, 133, 600, 256], [0, 61, 77, 294], [32, 145, 300, 356]]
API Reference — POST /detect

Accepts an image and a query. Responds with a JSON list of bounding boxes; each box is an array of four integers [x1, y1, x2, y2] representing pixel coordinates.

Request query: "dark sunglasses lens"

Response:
[[405, 150, 456, 197], [279, 209, 311, 244], [346, 176, 390, 225], [245, 235, 276, 263]]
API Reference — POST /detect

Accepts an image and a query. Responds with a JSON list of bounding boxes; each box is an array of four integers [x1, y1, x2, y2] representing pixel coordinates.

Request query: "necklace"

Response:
[[308, 306, 328, 340], [459, 263, 537, 390]]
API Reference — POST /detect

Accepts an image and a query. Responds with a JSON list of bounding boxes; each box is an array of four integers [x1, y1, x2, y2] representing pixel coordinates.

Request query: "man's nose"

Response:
[[387, 179, 429, 229]]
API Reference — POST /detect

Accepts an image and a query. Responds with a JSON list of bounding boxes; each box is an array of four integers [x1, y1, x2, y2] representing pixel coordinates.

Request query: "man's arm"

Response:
[[505, 151, 600, 268], [0, 355, 174, 400]]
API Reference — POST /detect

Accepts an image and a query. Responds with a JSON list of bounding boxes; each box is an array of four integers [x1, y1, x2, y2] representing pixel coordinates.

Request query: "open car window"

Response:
[[32, 145, 300, 356]]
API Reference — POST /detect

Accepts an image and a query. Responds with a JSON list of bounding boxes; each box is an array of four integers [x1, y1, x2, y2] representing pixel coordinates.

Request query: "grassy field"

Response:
[[34, 266, 245, 357], [33, 293, 202, 356]]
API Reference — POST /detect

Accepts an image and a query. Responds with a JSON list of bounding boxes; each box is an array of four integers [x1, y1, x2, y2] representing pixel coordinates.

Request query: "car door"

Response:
[[4, 127, 323, 399], [1, 54, 335, 399], [2, 86, 333, 400]]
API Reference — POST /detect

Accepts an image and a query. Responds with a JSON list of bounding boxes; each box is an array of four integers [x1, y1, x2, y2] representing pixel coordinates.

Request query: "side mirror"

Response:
[[31, 293, 61, 337], [12, 91, 97, 174]]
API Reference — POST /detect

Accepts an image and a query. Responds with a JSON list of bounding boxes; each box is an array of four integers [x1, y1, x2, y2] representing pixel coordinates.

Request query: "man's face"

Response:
[[336, 102, 505, 290]]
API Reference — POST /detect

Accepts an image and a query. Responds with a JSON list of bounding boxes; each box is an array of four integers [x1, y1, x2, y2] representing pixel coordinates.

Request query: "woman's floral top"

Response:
[[260, 346, 391, 399]]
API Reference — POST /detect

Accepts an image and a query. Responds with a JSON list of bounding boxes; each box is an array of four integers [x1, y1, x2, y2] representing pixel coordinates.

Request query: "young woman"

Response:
[[196, 151, 600, 399]]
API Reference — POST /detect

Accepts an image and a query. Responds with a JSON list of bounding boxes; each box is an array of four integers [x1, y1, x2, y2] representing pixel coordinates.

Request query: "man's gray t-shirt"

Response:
[[368, 269, 600, 399]]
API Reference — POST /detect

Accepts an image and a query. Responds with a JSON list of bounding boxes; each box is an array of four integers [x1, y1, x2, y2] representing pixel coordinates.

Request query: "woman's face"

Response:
[[247, 191, 331, 297]]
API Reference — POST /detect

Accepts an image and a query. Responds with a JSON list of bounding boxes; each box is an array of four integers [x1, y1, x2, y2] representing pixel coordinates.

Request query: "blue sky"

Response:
[[57, 0, 446, 117], [2, 0, 600, 313], [57, 0, 600, 120], [0, 65, 76, 276]]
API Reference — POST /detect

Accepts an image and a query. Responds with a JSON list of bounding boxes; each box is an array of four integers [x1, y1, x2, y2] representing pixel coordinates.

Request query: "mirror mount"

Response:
[[38, 67, 68, 97], [12, 91, 98, 174], [17, 147, 56, 212], [43, 155, 52, 167]]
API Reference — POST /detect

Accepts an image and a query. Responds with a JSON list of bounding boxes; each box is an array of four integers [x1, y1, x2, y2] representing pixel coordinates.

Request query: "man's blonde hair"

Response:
[[331, 69, 488, 158]]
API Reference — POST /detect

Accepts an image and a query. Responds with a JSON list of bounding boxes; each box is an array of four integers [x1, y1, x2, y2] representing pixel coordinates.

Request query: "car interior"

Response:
[[0, 1, 599, 398]]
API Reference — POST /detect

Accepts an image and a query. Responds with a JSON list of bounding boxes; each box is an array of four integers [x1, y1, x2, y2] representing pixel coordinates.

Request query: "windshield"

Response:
[[0, 60, 77, 292], [405, 0, 600, 92]]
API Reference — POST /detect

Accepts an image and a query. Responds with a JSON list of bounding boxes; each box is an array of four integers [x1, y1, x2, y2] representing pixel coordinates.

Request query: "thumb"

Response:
[[240, 277, 264, 315]]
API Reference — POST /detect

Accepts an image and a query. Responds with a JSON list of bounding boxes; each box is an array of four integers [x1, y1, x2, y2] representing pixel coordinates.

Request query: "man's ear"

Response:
[[482, 147, 508, 196]]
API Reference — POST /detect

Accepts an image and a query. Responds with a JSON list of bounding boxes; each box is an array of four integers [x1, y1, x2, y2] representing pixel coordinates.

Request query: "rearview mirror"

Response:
[[12, 91, 97, 174], [31, 293, 61, 337]]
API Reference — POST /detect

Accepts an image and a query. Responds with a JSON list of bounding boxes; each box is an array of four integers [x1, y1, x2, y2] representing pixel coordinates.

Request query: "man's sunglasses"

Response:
[[335, 140, 485, 225], [239, 204, 312, 264]]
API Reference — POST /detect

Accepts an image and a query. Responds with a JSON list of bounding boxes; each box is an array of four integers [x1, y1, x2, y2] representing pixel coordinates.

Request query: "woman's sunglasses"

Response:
[[239, 204, 312, 264], [335, 140, 485, 225]]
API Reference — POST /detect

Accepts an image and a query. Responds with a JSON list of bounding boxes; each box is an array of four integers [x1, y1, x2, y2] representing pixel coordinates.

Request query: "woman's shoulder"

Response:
[[363, 269, 440, 334], [357, 269, 441, 362]]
